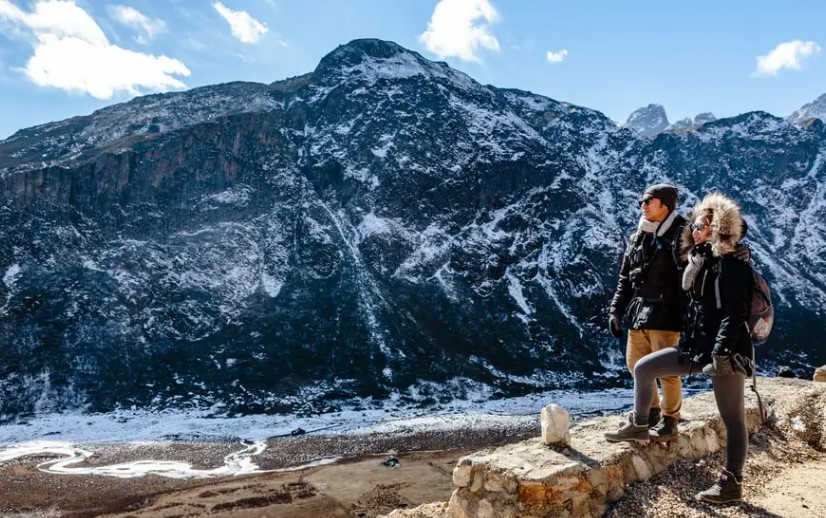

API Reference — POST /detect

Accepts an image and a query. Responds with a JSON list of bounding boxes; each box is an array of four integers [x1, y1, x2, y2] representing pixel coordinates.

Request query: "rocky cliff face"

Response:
[[1, 39, 825, 419]]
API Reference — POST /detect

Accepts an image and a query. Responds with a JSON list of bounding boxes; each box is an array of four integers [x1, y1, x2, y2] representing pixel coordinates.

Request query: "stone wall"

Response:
[[382, 377, 826, 518]]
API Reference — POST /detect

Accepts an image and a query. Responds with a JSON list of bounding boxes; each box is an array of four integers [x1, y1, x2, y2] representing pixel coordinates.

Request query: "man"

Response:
[[606, 184, 685, 442]]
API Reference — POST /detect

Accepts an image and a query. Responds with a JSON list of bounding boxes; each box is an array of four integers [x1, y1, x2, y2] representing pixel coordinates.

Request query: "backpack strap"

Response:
[[751, 347, 768, 423]]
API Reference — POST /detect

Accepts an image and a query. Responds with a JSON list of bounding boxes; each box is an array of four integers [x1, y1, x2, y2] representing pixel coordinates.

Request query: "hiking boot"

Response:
[[617, 407, 661, 429], [695, 470, 743, 504], [651, 415, 679, 442], [605, 412, 650, 444], [648, 407, 662, 429]]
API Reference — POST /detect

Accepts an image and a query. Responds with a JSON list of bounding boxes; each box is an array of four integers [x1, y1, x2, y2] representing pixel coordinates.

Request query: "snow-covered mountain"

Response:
[[788, 93, 826, 125], [623, 104, 669, 137], [1, 39, 825, 420]]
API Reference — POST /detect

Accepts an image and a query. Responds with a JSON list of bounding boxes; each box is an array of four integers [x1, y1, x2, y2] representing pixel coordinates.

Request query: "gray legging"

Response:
[[633, 347, 747, 478]]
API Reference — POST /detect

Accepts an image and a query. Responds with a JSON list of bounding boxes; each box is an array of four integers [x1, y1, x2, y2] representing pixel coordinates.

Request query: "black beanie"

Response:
[[644, 184, 679, 212]]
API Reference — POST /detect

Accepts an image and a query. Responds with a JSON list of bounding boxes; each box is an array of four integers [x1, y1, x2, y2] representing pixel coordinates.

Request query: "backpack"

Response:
[[748, 268, 774, 344], [713, 263, 774, 344]]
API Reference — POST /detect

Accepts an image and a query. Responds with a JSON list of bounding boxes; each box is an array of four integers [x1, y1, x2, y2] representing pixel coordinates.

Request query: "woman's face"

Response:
[[691, 217, 712, 244]]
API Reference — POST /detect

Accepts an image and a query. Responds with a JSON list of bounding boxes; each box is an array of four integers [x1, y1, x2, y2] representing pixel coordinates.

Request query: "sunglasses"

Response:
[[690, 223, 709, 231], [639, 196, 657, 206]]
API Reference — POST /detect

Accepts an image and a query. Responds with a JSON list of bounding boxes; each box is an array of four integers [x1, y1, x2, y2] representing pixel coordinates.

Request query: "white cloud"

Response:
[[212, 2, 268, 44], [754, 40, 821, 77], [25, 34, 189, 98], [546, 49, 568, 63], [108, 5, 166, 44], [5, 0, 107, 45], [418, 0, 500, 63], [0, 0, 26, 24], [0, 0, 189, 98]]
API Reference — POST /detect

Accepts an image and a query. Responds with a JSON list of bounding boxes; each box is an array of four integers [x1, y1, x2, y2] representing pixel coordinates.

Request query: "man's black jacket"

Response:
[[609, 214, 686, 332]]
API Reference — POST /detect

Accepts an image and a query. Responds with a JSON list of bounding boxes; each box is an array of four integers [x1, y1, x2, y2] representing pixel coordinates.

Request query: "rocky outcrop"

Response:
[[815, 365, 826, 382], [383, 377, 826, 518]]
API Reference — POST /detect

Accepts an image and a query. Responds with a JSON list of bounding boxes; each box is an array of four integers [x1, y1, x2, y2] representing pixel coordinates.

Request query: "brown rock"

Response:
[[452, 465, 471, 488], [469, 472, 484, 493], [517, 481, 548, 505]]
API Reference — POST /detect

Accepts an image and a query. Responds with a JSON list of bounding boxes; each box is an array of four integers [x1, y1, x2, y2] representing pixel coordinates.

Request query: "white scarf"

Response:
[[637, 210, 678, 237]]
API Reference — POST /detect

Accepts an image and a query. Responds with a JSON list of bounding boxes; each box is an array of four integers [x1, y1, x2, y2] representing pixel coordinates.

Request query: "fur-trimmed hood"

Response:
[[680, 192, 744, 259]]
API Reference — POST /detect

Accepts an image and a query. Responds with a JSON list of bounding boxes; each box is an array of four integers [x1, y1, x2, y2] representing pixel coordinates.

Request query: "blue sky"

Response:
[[0, 0, 824, 139]]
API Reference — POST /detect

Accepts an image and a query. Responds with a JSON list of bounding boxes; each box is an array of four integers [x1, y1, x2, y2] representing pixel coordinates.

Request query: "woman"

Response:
[[605, 192, 754, 504]]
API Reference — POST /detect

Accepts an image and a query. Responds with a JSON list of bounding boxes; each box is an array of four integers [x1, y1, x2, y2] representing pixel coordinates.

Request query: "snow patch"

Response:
[[2, 264, 21, 287], [261, 273, 283, 298], [506, 272, 534, 315]]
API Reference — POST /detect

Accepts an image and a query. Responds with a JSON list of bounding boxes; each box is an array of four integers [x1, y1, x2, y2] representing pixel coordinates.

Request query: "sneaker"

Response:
[[695, 470, 743, 504], [605, 412, 650, 444], [651, 415, 679, 442]]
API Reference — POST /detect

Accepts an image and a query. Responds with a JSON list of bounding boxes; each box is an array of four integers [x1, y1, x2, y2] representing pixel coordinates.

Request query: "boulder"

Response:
[[540, 403, 571, 446]]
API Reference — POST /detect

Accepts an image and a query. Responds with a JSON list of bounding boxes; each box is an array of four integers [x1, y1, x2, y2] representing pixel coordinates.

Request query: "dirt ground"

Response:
[[608, 389, 826, 518], [0, 424, 536, 517], [606, 427, 826, 518]]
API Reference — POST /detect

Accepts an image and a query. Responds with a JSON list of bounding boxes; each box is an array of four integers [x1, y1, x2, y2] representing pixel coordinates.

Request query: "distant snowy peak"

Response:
[[623, 104, 669, 137], [788, 93, 826, 125], [693, 112, 716, 126], [625, 106, 716, 136], [668, 112, 717, 131], [668, 118, 693, 130]]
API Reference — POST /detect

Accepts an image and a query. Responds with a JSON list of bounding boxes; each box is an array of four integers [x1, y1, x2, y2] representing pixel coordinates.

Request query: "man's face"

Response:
[[640, 195, 669, 222]]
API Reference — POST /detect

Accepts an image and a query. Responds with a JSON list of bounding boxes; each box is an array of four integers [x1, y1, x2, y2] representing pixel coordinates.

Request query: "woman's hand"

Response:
[[702, 354, 735, 376]]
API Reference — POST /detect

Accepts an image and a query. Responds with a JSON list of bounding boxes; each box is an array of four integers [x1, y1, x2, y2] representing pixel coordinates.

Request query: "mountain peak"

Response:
[[317, 39, 410, 70], [788, 93, 826, 125], [311, 38, 476, 91], [623, 104, 669, 137]]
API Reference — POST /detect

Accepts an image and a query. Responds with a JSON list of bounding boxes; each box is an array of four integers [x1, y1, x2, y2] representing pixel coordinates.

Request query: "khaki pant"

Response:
[[626, 329, 682, 419]]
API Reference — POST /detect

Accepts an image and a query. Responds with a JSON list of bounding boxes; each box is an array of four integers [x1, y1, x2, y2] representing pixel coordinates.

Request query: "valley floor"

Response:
[[0, 423, 537, 517], [3, 381, 824, 518], [3, 421, 826, 518]]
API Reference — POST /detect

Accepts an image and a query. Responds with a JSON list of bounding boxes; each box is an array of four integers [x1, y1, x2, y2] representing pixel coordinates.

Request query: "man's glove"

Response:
[[608, 314, 623, 338], [733, 243, 751, 262], [702, 354, 735, 376]]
